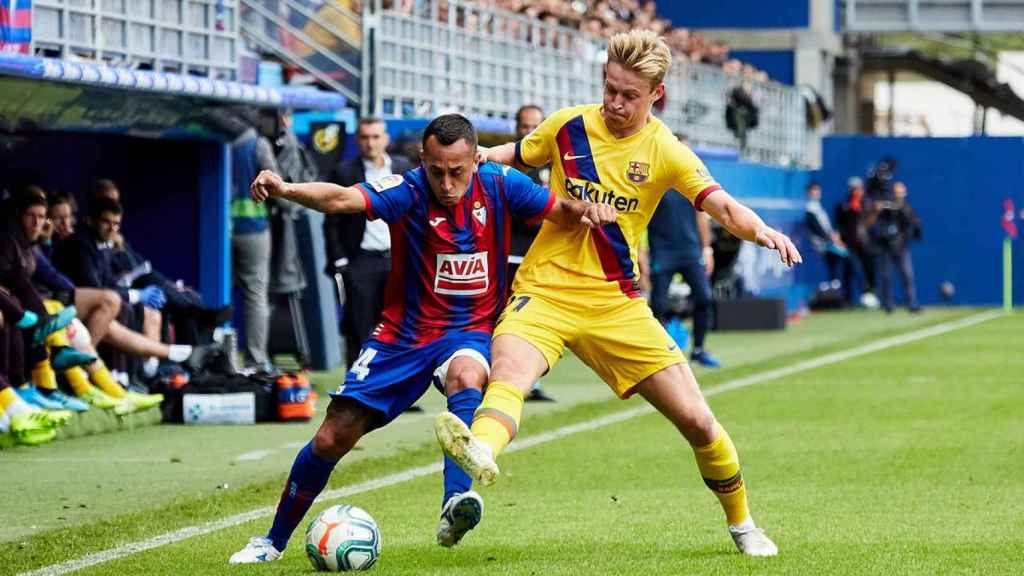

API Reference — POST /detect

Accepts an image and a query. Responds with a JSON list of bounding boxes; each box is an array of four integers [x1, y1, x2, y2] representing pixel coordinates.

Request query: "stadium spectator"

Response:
[[444, 0, 770, 80], [509, 104, 555, 402], [230, 119, 280, 371], [647, 153, 722, 368], [1, 192, 96, 378], [53, 197, 217, 377], [323, 117, 413, 366], [399, 1, 773, 81], [835, 177, 878, 306], [725, 81, 759, 150], [866, 157, 897, 201], [876, 181, 922, 314], [269, 109, 313, 298], [89, 180, 233, 348], [804, 182, 850, 290]]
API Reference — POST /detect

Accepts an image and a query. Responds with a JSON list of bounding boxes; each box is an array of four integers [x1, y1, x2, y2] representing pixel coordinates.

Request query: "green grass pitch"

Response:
[[2, 308, 1022, 575]]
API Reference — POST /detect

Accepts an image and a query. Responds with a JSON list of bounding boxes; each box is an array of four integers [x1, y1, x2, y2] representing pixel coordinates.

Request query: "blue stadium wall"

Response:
[[704, 157, 812, 311], [659, 1, 809, 29], [728, 50, 795, 85], [820, 136, 1024, 306], [11, 133, 231, 307]]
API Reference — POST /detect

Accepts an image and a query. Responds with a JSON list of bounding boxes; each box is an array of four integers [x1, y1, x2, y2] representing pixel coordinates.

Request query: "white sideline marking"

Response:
[[19, 310, 1004, 576], [234, 449, 274, 462]]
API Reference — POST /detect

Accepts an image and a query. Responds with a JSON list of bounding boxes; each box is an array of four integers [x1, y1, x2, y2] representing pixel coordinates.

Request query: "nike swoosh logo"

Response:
[[668, 344, 678, 351], [563, 153, 589, 161], [429, 217, 446, 227]]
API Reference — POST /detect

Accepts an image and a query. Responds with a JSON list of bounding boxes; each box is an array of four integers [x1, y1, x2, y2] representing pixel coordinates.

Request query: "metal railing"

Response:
[[365, 0, 809, 166], [238, 0, 362, 103], [842, 0, 1024, 32], [31, 0, 239, 79]]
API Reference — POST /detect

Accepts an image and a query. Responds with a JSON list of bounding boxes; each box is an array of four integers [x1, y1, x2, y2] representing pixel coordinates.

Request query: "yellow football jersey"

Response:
[[513, 103, 722, 305]]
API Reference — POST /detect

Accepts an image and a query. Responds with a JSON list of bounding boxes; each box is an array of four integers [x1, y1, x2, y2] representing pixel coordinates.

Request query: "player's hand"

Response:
[[251, 170, 287, 203], [754, 227, 802, 267], [476, 146, 491, 165], [580, 203, 617, 229], [702, 246, 715, 276]]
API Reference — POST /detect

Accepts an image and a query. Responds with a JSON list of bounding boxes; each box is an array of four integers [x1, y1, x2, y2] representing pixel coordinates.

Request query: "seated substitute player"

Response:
[[230, 114, 616, 564], [435, 30, 801, 557]]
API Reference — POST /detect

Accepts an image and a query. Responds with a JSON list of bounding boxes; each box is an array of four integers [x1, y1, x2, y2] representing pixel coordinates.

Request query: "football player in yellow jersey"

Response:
[[435, 30, 800, 557]]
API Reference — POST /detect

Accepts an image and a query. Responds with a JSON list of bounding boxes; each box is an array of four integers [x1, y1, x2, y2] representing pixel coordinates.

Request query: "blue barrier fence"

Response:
[[820, 136, 1024, 306]]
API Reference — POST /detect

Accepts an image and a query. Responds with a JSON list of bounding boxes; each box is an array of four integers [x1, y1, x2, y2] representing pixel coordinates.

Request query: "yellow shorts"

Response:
[[493, 293, 685, 398]]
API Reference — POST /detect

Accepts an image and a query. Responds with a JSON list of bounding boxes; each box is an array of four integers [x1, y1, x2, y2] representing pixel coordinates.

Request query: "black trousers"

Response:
[[341, 251, 390, 365], [650, 258, 713, 350]]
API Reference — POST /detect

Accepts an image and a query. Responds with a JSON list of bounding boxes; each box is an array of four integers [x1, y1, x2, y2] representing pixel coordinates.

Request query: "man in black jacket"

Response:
[[323, 118, 413, 365], [876, 181, 922, 313]]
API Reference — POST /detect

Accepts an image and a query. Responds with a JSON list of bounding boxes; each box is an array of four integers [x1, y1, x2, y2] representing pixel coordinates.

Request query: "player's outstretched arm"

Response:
[[701, 188, 802, 267], [478, 142, 516, 166], [546, 198, 617, 229], [251, 170, 366, 214]]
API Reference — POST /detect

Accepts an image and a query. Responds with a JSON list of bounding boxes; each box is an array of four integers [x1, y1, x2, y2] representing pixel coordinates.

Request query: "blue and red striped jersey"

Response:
[[355, 162, 554, 346]]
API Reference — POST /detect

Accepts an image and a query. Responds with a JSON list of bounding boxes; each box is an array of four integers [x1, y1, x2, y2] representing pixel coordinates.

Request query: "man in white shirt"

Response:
[[323, 118, 414, 365]]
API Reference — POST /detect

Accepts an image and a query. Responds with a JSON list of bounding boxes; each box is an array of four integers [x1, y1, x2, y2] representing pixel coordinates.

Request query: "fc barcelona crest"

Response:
[[627, 161, 650, 184]]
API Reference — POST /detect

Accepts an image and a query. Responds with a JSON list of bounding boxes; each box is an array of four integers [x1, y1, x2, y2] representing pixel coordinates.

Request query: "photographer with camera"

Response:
[[875, 181, 922, 313]]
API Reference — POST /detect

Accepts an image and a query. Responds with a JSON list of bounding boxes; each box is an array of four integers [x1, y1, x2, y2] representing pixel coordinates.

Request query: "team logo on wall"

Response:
[[627, 161, 650, 184], [313, 124, 340, 153]]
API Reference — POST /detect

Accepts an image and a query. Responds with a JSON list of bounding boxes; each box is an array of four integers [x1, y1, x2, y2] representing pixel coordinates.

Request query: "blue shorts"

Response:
[[331, 330, 491, 426]]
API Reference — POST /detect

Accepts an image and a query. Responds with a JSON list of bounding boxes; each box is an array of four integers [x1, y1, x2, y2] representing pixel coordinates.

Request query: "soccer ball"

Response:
[[305, 504, 381, 572]]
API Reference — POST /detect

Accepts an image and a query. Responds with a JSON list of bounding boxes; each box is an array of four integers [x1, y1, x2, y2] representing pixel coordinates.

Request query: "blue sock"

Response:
[[267, 441, 338, 551], [442, 388, 482, 507]]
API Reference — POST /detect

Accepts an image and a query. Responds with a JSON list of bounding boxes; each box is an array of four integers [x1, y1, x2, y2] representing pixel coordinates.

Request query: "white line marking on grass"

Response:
[[0, 458, 176, 464], [20, 310, 1004, 576], [234, 449, 274, 462]]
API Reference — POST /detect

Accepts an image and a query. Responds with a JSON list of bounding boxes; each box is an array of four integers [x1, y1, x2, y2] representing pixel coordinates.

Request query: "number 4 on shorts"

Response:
[[350, 348, 377, 381]]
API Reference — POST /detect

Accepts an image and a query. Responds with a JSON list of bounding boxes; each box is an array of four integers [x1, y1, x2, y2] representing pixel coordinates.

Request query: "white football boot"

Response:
[[437, 491, 484, 547], [729, 521, 778, 557], [228, 536, 283, 564], [434, 412, 499, 486]]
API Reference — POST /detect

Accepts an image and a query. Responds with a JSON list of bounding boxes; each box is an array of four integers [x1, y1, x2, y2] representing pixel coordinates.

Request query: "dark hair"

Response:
[[88, 197, 123, 220], [90, 178, 119, 202], [806, 182, 821, 191], [14, 185, 47, 214], [515, 104, 544, 126], [48, 191, 77, 213], [421, 114, 477, 149]]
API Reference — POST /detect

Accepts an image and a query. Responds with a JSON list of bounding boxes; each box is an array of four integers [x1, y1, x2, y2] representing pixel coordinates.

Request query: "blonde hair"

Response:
[[607, 29, 672, 88]]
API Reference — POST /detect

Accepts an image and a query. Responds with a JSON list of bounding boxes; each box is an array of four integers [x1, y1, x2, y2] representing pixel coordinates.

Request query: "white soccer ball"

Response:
[[305, 504, 382, 572]]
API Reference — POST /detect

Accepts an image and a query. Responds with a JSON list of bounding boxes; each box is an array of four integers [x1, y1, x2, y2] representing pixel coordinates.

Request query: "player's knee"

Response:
[[678, 409, 717, 446], [314, 399, 373, 459], [490, 355, 529, 386], [444, 359, 486, 395], [313, 418, 361, 461], [101, 290, 121, 313]]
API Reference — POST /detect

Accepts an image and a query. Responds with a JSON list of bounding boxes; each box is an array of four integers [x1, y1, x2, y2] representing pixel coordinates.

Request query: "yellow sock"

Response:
[[470, 380, 525, 458], [32, 361, 58, 391], [0, 387, 20, 411], [693, 423, 750, 526], [45, 328, 71, 348], [88, 362, 125, 398], [65, 367, 94, 396]]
